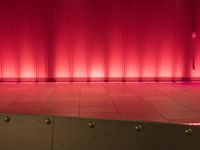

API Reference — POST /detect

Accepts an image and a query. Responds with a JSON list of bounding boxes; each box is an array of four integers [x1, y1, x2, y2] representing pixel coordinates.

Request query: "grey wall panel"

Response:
[[52, 117, 200, 150], [0, 113, 200, 150], [0, 113, 53, 150]]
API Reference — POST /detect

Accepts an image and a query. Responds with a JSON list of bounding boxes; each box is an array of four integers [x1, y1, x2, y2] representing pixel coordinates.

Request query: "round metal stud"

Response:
[[45, 119, 51, 125], [135, 125, 143, 132], [4, 116, 10, 123], [88, 122, 95, 128], [185, 128, 192, 136]]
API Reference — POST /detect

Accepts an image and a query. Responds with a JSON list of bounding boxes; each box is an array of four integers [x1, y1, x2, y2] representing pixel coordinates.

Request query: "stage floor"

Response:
[[0, 82, 200, 124]]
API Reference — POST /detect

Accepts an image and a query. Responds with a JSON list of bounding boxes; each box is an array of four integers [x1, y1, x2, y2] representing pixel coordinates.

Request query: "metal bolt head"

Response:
[[4, 116, 10, 123], [185, 129, 192, 136], [45, 119, 51, 125], [88, 122, 95, 128], [135, 125, 143, 132]]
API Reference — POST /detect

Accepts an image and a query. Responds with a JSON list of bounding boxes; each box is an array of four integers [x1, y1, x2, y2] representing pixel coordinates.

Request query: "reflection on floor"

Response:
[[0, 82, 200, 124]]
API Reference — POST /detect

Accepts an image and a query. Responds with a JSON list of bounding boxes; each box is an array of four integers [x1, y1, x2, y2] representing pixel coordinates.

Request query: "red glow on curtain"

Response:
[[0, 0, 199, 82]]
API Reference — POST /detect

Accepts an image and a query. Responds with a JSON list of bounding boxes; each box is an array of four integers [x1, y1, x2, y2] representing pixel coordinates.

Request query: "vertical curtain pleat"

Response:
[[0, 0, 197, 82]]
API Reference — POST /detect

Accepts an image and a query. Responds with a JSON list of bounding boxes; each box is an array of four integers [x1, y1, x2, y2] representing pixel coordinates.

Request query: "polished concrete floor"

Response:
[[0, 82, 200, 124]]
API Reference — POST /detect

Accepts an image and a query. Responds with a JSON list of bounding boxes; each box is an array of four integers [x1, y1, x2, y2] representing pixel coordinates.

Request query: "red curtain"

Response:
[[0, 0, 197, 82]]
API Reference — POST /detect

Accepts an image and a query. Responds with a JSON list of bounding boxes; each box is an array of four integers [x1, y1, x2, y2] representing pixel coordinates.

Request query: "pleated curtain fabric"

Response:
[[0, 0, 198, 82]]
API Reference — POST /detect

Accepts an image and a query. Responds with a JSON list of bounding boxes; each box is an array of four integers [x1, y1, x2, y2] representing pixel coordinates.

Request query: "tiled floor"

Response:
[[1, 82, 200, 124]]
